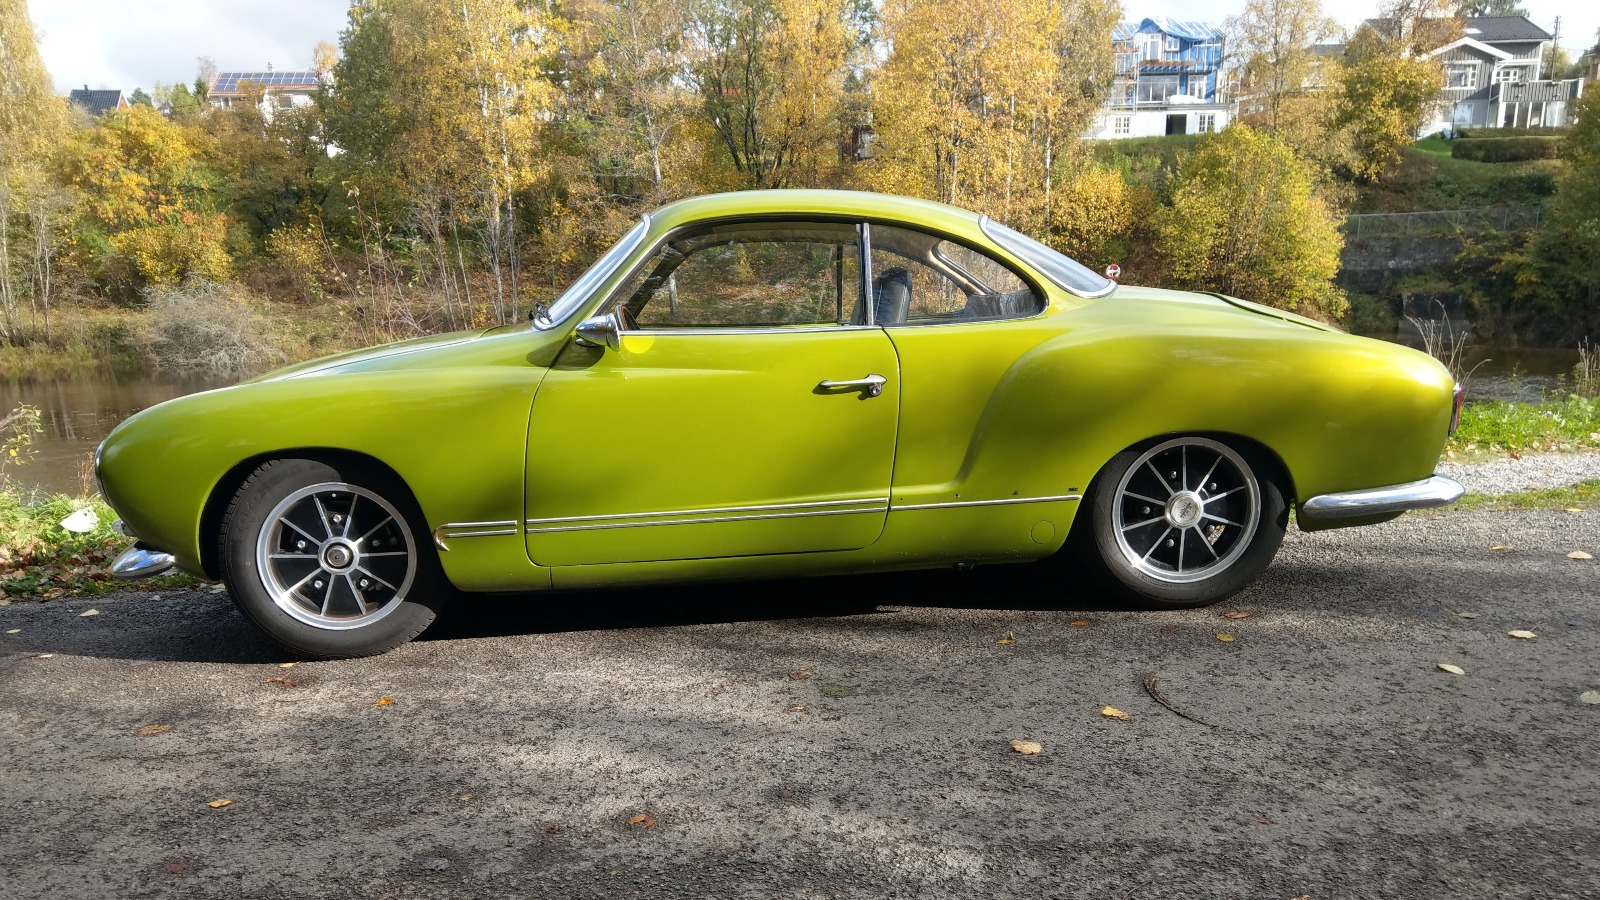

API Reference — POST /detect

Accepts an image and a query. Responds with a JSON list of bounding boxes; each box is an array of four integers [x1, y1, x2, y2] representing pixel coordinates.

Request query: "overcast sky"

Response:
[[31, 0, 1600, 95]]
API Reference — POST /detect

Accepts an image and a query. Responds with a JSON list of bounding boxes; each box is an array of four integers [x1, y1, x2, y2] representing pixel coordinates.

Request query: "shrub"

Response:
[[1450, 137, 1563, 162], [1454, 126, 1570, 138], [133, 280, 285, 378]]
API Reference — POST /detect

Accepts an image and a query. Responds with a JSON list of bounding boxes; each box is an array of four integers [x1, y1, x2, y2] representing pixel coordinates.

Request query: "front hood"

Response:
[[243, 329, 488, 383]]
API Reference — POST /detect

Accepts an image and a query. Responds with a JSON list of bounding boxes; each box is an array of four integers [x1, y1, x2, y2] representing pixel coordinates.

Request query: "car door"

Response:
[[524, 220, 900, 568]]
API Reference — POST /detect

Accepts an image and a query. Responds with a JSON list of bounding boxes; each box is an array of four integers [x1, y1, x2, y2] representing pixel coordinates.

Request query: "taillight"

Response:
[[1448, 383, 1463, 436]]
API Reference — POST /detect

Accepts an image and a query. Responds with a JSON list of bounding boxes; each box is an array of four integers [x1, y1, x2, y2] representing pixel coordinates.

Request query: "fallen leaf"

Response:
[[278, 662, 297, 669], [785, 704, 806, 712], [208, 585, 226, 593], [1579, 691, 1600, 705], [4, 628, 18, 634], [625, 813, 656, 828], [1070, 620, 1091, 627], [265, 676, 305, 689], [1010, 739, 1043, 754], [79, 608, 99, 618], [1490, 545, 1511, 552], [544, 825, 560, 834], [162, 857, 189, 876], [1222, 611, 1252, 620], [137, 723, 173, 736], [1216, 633, 1235, 642], [34, 653, 54, 659], [418, 857, 450, 871], [995, 634, 1014, 644], [1509, 450, 1521, 460], [1456, 611, 1480, 619], [1101, 706, 1130, 720], [1249, 815, 1275, 825], [1437, 663, 1466, 675], [787, 667, 812, 680], [1568, 551, 1593, 560], [374, 696, 394, 706], [1566, 507, 1583, 513], [207, 798, 232, 809], [1508, 630, 1537, 639]]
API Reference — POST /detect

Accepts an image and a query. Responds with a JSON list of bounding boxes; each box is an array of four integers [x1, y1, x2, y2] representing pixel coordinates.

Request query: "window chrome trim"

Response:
[[623, 325, 881, 337], [525, 504, 888, 534], [892, 494, 1082, 512], [537, 216, 651, 330], [979, 215, 1115, 299]]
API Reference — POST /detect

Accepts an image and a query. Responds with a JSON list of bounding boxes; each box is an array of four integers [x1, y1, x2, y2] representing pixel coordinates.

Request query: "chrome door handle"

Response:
[[817, 373, 887, 397]]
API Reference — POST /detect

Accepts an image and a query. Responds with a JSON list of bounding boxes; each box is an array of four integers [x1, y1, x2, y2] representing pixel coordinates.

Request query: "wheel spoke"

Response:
[[1120, 516, 1165, 532], [1141, 527, 1173, 562], [312, 496, 335, 539], [1196, 454, 1222, 496], [1203, 486, 1245, 504], [282, 518, 322, 547], [1201, 512, 1242, 527], [1146, 461, 1176, 497], [345, 573, 367, 615], [316, 577, 336, 615], [1176, 525, 1186, 571], [268, 552, 316, 560], [354, 565, 397, 593], [1191, 525, 1219, 559], [1181, 445, 1188, 491], [360, 551, 410, 558], [343, 495, 358, 538], [356, 515, 396, 545], [1125, 490, 1166, 506]]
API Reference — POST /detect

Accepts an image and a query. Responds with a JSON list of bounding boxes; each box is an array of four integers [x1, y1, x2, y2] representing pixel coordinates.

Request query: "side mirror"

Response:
[[574, 311, 622, 351]]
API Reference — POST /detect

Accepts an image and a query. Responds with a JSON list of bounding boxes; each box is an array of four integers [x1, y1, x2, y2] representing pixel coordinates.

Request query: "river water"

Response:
[[0, 342, 1583, 498]]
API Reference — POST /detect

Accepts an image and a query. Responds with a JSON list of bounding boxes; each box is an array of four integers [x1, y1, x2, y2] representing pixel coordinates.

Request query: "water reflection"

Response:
[[1, 372, 231, 497]]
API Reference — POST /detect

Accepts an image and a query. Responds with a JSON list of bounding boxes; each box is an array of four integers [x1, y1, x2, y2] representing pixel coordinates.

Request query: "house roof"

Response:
[[67, 88, 126, 117], [1310, 43, 1345, 57], [1461, 16, 1551, 43], [1113, 18, 1224, 43], [1426, 36, 1514, 60], [210, 70, 324, 95]]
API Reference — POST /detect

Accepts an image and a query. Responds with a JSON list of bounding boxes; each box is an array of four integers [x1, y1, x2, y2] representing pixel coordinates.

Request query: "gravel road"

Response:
[[1439, 451, 1600, 496], [2, 508, 1598, 900]]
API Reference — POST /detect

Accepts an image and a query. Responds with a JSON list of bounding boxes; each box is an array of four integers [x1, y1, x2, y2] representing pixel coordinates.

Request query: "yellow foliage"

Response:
[[108, 218, 232, 285]]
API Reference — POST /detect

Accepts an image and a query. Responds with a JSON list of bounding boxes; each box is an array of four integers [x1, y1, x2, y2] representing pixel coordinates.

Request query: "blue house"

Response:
[[1095, 18, 1229, 139]]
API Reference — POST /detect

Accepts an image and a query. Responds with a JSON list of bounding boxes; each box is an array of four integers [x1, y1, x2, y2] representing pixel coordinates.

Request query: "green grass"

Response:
[[0, 490, 195, 599], [1353, 145, 1562, 213], [1413, 136, 1453, 156], [1447, 396, 1600, 456], [1453, 479, 1600, 511]]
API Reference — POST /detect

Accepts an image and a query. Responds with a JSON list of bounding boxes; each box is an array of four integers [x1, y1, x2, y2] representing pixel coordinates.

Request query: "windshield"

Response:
[[978, 216, 1114, 299], [538, 216, 652, 328]]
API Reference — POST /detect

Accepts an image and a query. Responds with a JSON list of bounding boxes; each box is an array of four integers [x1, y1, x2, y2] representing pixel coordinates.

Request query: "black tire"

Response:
[[217, 458, 448, 658], [1071, 436, 1288, 609]]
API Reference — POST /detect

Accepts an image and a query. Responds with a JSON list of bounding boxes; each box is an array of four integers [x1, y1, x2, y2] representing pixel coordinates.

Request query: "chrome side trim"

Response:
[[1300, 475, 1464, 520], [526, 505, 888, 534], [525, 497, 888, 527], [625, 325, 881, 336], [111, 545, 176, 580], [443, 519, 521, 530], [892, 494, 1083, 512], [433, 520, 521, 552]]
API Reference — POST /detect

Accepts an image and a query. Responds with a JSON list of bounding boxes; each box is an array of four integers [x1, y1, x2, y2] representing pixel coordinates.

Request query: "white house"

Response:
[[1419, 16, 1585, 133], [208, 67, 326, 120], [1092, 18, 1230, 140]]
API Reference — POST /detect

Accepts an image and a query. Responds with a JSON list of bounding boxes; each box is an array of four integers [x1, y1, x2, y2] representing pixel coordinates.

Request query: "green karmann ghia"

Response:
[[97, 190, 1464, 658]]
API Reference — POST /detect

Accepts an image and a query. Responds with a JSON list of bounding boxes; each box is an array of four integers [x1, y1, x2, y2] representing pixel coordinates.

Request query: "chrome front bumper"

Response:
[[111, 544, 177, 580], [1300, 475, 1465, 521]]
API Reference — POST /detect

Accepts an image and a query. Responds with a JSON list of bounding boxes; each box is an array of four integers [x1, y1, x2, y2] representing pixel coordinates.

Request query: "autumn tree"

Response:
[[0, 0, 73, 340], [1529, 88, 1600, 331], [1154, 127, 1346, 319], [1228, 0, 1339, 136], [866, 0, 1117, 236], [1333, 25, 1444, 181]]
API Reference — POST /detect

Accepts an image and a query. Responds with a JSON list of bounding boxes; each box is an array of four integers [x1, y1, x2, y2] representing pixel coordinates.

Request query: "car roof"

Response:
[[650, 190, 987, 239]]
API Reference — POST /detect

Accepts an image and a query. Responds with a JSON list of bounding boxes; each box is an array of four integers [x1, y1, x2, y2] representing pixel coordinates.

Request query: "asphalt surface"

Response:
[[1, 508, 1597, 900]]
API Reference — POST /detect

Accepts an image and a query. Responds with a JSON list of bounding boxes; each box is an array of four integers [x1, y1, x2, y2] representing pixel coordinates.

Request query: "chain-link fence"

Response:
[[1343, 206, 1544, 240]]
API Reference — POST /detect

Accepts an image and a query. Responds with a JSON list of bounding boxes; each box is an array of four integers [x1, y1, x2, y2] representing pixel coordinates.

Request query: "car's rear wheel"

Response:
[[1075, 436, 1287, 608], [218, 459, 447, 658]]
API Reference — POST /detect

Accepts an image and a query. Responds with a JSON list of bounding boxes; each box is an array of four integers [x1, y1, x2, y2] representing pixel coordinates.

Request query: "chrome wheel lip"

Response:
[[254, 481, 417, 631], [1111, 438, 1260, 585]]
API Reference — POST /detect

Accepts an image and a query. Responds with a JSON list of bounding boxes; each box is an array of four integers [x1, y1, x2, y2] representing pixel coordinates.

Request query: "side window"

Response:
[[609, 221, 861, 328], [868, 225, 1042, 326]]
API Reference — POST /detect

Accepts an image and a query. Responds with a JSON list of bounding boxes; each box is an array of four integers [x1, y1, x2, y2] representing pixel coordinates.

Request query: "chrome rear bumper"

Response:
[[1301, 475, 1465, 521], [111, 544, 177, 580]]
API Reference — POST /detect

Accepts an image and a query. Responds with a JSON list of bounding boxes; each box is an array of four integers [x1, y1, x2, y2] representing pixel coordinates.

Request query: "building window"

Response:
[[1493, 66, 1523, 84], [1197, 113, 1217, 133], [1188, 77, 1207, 99], [1446, 64, 1478, 89], [1113, 116, 1131, 136], [1166, 36, 1180, 52], [1116, 52, 1136, 74], [1142, 34, 1163, 61], [1137, 76, 1179, 103], [1124, 85, 1136, 105]]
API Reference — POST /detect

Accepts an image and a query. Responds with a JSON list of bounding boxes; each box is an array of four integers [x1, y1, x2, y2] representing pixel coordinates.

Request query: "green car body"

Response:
[[97, 189, 1458, 607]]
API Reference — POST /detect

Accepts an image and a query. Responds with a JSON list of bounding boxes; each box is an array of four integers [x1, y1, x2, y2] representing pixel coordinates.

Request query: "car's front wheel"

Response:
[[218, 459, 447, 658], [1075, 436, 1287, 608]]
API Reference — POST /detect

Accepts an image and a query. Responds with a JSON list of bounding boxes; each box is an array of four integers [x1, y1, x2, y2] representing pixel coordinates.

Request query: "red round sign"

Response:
[[1105, 263, 1122, 280]]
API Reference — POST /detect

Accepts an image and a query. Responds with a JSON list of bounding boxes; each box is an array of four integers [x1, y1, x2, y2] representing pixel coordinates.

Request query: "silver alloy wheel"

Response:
[[254, 482, 417, 630], [1110, 438, 1261, 584]]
